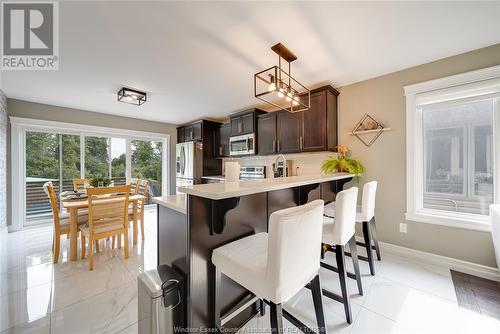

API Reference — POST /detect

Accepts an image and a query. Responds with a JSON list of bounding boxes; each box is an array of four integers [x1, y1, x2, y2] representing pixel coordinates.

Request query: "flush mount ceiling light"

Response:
[[117, 87, 147, 106], [254, 43, 310, 113]]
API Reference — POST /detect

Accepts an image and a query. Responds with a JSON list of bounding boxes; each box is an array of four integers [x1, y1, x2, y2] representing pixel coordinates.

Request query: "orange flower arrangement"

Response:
[[337, 144, 348, 160]]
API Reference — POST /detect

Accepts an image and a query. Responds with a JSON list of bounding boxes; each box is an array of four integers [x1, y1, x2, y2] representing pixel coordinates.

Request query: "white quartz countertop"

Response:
[[201, 175, 226, 181], [178, 173, 354, 200], [153, 194, 187, 214]]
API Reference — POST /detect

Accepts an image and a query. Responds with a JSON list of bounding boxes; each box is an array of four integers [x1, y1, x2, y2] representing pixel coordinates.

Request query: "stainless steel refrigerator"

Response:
[[176, 141, 203, 193]]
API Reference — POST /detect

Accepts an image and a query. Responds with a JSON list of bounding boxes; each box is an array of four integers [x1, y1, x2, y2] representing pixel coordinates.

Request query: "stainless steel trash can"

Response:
[[138, 265, 184, 334]]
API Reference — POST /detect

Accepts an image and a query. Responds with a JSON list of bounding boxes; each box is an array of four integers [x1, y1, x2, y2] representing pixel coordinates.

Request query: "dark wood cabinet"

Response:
[[213, 123, 230, 157], [177, 127, 185, 144], [240, 113, 254, 135], [229, 109, 265, 137], [257, 113, 277, 155], [176, 122, 205, 143], [230, 117, 241, 136], [183, 122, 202, 142], [277, 111, 302, 153], [256, 85, 338, 155], [176, 120, 223, 177], [183, 126, 193, 142], [301, 90, 327, 151]]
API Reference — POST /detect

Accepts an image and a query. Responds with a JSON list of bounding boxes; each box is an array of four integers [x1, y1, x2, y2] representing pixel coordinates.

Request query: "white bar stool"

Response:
[[324, 181, 380, 275], [211, 200, 327, 334], [320, 187, 361, 324]]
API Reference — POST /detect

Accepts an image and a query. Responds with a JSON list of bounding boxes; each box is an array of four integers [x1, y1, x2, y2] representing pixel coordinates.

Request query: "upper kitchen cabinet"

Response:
[[177, 127, 185, 144], [213, 123, 231, 157], [257, 113, 277, 155], [176, 120, 220, 143], [229, 108, 266, 136], [301, 86, 338, 151], [256, 85, 339, 155], [182, 122, 203, 142], [277, 111, 302, 153]]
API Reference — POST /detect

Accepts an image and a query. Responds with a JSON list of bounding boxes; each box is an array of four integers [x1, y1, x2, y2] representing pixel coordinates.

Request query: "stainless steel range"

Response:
[[201, 166, 266, 184], [239, 166, 266, 179]]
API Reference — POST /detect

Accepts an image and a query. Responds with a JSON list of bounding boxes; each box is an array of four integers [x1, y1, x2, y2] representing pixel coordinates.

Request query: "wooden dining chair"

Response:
[[112, 179, 149, 248], [72, 178, 88, 192], [133, 179, 149, 240], [80, 185, 131, 270], [43, 181, 88, 263], [130, 178, 139, 194]]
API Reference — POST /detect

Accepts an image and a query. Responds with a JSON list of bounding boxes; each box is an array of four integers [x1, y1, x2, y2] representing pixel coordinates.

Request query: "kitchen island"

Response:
[[154, 173, 353, 331]]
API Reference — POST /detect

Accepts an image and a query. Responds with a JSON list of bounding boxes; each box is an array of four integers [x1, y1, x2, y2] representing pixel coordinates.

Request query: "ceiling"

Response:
[[2, 1, 500, 125]]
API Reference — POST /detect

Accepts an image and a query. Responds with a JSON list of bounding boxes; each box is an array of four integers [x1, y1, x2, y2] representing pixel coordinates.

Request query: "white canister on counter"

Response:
[[225, 161, 240, 182]]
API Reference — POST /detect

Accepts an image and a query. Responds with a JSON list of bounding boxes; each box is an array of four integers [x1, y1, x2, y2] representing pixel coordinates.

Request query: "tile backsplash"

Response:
[[222, 151, 337, 178]]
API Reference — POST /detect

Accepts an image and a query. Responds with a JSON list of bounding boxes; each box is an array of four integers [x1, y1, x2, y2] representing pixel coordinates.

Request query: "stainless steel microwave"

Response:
[[229, 133, 255, 156]]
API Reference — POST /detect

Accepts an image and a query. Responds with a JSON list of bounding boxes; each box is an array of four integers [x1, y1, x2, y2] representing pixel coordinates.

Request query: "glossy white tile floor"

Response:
[[2, 209, 500, 334], [240, 246, 500, 334], [0, 207, 158, 334]]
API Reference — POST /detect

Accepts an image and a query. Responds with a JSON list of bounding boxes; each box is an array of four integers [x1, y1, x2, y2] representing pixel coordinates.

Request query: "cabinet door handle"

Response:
[[277, 140, 280, 152], [272, 140, 276, 152], [300, 136, 303, 150], [239, 121, 243, 133], [219, 146, 223, 156]]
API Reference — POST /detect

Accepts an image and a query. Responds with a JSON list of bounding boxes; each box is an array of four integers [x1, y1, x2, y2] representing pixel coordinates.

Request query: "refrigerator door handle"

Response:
[[180, 145, 186, 177]]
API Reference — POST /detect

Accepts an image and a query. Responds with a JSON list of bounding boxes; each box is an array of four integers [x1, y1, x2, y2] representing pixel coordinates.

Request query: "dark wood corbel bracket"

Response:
[[297, 183, 321, 205], [210, 197, 240, 235]]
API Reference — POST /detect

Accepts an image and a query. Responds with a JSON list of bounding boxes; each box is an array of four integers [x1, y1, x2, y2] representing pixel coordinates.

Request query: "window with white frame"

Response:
[[405, 66, 500, 231]]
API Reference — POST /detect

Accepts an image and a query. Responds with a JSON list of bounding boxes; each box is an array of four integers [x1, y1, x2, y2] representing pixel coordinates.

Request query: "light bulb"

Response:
[[277, 87, 285, 98], [286, 89, 293, 102], [268, 75, 276, 92], [292, 98, 299, 106]]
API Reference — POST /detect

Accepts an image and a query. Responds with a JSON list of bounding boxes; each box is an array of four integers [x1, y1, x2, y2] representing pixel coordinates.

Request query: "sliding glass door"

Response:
[[61, 134, 81, 193], [111, 138, 126, 185], [25, 132, 59, 224], [25, 133, 82, 225], [85, 136, 109, 179], [131, 140, 163, 202], [23, 130, 167, 227]]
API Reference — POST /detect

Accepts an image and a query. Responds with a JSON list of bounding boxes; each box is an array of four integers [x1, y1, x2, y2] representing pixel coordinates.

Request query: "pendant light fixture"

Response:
[[254, 43, 310, 113]]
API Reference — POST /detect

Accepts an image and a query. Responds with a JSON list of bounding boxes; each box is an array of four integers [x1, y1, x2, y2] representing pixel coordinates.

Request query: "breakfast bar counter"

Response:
[[155, 173, 353, 330]]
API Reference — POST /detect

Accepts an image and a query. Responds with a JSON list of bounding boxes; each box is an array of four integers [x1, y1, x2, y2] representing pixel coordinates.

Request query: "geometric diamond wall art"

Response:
[[351, 113, 389, 147]]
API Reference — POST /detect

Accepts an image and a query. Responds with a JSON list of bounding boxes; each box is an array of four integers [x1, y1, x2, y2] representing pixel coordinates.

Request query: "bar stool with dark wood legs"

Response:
[[324, 181, 379, 276], [320, 187, 360, 324], [211, 200, 327, 334]]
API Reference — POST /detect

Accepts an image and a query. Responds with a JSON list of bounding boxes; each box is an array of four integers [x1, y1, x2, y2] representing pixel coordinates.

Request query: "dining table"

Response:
[[61, 193, 145, 261]]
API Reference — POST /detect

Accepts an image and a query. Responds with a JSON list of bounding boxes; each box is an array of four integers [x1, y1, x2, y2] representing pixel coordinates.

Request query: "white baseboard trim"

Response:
[[377, 241, 500, 282]]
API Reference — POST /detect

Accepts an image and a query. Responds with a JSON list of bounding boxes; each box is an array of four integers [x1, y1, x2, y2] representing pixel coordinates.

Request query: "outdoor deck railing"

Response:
[[26, 177, 160, 219]]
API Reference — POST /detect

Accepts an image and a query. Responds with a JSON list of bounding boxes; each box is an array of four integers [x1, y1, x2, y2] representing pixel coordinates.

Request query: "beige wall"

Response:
[[7, 99, 178, 196], [338, 43, 500, 267]]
